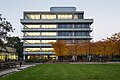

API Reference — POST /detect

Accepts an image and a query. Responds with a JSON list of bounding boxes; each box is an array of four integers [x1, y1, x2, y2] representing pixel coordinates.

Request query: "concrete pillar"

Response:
[[72, 55, 75, 61], [23, 54, 25, 61], [56, 56, 58, 60]]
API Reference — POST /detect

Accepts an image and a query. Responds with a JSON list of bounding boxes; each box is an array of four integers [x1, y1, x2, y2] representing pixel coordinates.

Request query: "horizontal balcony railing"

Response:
[[22, 36, 92, 40], [23, 43, 52, 47], [23, 52, 55, 55], [22, 28, 92, 32], [21, 19, 93, 24]]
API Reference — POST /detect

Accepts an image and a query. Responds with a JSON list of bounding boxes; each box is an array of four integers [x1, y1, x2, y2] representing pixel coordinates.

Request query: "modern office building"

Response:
[[21, 7, 93, 61]]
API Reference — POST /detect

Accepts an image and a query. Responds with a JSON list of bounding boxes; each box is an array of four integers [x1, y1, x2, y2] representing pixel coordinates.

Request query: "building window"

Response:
[[58, 32, 73, 36], [24, 40, 40, 44], [58, 14, 72, 19], [74, 32, 89, 36], [41, 14, 56, 19], [24, 48, 40, 52], [58, 24, 73, 28], [24, 32, 40, 36], [41, 40, 56, 43], [41, 32, 57, 36], [24, 24, 40, 28], [74, 13, 83, 19], [41, 24, 57, 28], [74, 24, 89, 28], [41, 48, 54, 52], [25, 14, 40, 19]]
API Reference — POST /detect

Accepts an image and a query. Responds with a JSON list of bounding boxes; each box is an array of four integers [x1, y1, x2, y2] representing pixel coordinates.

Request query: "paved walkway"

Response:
[[70, 62, 120, 64], [0, 64, 35, 77]]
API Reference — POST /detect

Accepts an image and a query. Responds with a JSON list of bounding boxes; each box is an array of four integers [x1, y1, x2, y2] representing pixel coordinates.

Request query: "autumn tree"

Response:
[[107, 32, 120, 55], [66, 41, 82, 61], [51, 40, 68, 61]]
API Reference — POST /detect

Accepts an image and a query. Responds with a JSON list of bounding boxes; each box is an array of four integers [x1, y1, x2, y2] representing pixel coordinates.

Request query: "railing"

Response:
[[22, 28, 92, 32], [23, 52, 55, 55], [22, 36, 92, 40], [23, 43, 52, 47]]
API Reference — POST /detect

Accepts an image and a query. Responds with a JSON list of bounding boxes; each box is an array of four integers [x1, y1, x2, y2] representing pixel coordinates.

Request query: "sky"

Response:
[[0, 0, 120, 41]]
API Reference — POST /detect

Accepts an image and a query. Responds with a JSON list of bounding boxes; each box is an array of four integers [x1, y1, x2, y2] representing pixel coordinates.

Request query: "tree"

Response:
[[6, 36, 23, 60], [67, 41, 82, 61], [0, 14, 14, 50], [51, 40, 69, 61], [108, 32, 120, 55], [0, 14, 15, 62], [51, 40, 68, 56]]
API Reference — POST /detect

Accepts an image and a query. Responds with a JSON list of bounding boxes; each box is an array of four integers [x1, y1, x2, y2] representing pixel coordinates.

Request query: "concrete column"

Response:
[[56, 56, 58, 60], [72, 55, 75, 61], [23, 54, 26, 61]]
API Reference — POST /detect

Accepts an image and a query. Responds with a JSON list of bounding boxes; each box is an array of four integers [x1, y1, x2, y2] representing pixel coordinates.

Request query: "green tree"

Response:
[[0, 14, 14, 50], [6, 36, 23, 60]]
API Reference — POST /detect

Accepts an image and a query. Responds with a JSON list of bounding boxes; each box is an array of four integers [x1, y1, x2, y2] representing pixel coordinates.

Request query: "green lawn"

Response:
[[1, 64, 120, 80]]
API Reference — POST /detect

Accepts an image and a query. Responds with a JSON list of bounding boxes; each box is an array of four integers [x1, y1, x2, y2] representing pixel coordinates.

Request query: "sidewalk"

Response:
[[0, 64, 35, 77], [70, 62, 120, 64]]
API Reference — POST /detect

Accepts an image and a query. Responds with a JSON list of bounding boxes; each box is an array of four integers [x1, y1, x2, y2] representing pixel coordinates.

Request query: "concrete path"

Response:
[[70, 62, 120, 64], [0, 64, 36, 77]]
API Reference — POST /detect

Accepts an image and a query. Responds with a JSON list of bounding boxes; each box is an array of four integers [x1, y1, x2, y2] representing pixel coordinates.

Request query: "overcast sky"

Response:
[[0, 0, 120, 41]]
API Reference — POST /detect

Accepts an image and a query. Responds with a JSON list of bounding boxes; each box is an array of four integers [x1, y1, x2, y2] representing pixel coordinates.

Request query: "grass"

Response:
[[1, 64, 120, 80]]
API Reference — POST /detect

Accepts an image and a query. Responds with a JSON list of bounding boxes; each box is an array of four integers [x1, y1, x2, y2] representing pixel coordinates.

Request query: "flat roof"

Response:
[[23, 11, 84, 14]]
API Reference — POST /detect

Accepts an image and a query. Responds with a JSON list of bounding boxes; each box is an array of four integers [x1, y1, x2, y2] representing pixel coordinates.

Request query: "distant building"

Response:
[[0, 47, 18, 62], [21, 7, 93, 61]]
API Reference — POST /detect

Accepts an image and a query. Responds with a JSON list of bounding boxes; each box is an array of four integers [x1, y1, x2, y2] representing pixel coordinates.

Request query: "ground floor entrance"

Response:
[[24, 54, 56, 62]]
